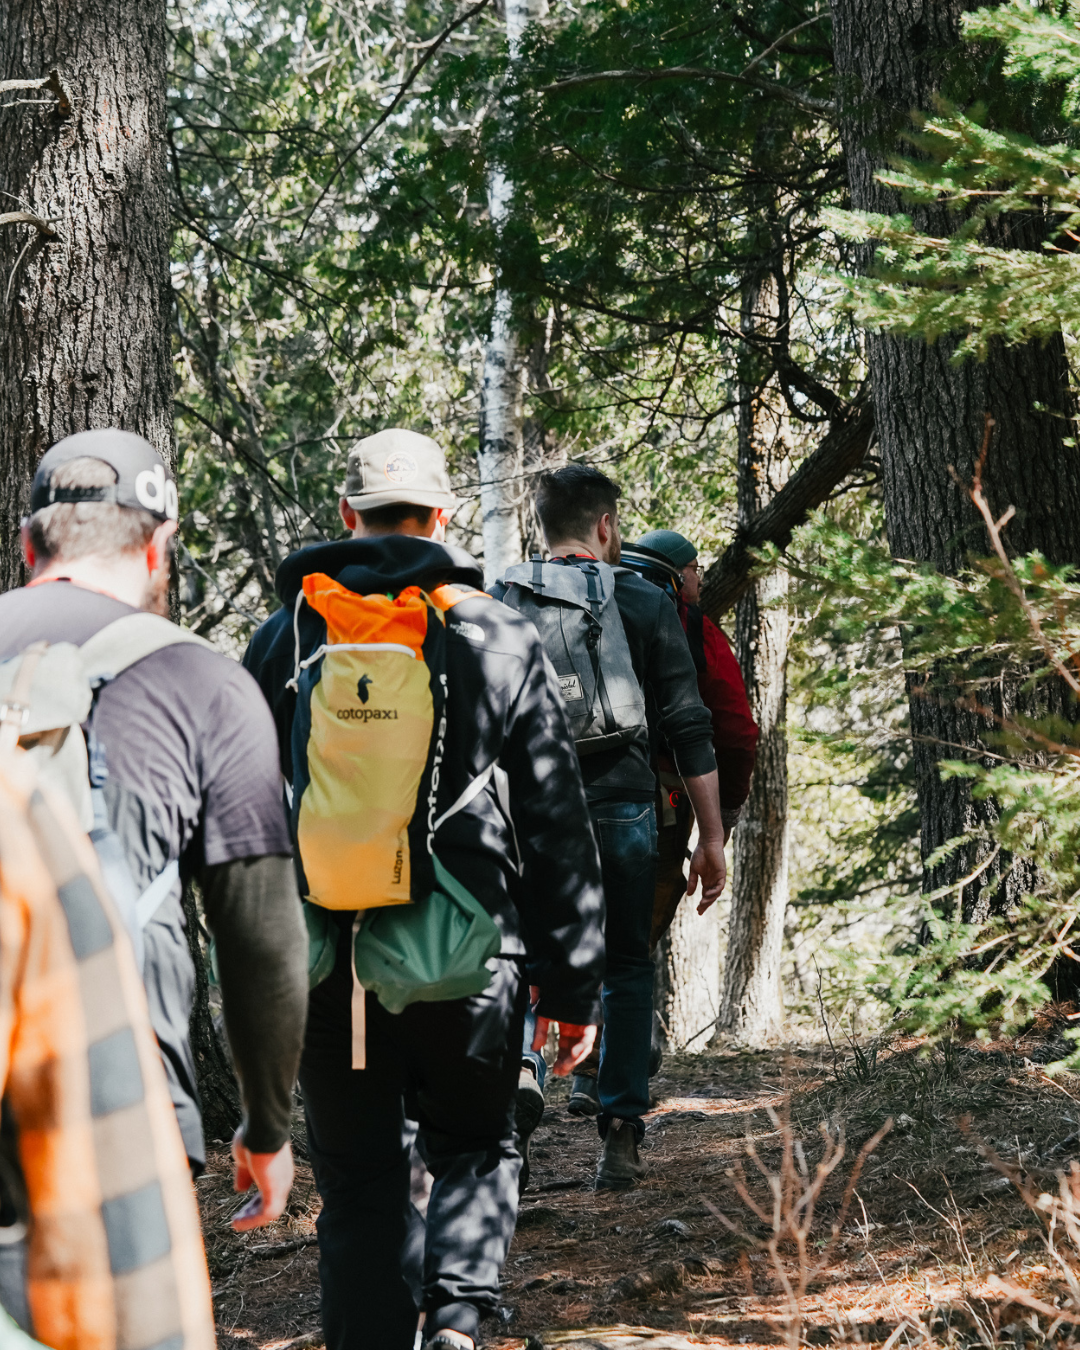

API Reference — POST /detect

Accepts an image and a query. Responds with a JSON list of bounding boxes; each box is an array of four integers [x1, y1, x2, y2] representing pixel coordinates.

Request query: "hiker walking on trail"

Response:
[[620, 529, 759, 950], [0, 736, 215, 1350], [0, 430, 308, 1225], [492, 465, 727, 1191], [242, 429, 604, 1350]]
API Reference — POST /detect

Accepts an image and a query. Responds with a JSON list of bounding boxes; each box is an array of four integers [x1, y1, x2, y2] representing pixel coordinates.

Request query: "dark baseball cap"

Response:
[[30, 428, 179, 522], [634, 529, 698, 569]]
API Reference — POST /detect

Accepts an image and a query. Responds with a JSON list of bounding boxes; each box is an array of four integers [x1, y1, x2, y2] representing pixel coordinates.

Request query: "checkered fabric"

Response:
[[0, 749, 214, 1350]]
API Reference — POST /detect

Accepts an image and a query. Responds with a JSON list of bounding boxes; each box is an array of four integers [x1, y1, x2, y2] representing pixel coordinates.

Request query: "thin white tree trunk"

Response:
[[478, 0, 546, 584]]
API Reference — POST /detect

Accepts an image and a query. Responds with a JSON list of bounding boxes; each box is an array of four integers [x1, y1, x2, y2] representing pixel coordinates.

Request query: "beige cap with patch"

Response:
[[341, 428, 460, 513]]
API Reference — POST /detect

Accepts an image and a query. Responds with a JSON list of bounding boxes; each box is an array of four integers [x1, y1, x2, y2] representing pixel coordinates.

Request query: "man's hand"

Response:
[[687, 836, 727, 914], [532, 1018, 598, 1077], [231, 1130, 295, 1232]]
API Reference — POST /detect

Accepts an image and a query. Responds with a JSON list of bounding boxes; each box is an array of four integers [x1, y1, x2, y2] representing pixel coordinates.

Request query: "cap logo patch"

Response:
[[134, 463, 179, 520], [384, 451, 418, 484]]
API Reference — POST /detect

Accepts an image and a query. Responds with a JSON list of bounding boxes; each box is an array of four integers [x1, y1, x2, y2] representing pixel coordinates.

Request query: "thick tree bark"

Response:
[[183, 883, 242, 1143], [719, 568, 789, 1041], [478, 0, 547, 583], [831, 0, 1080, 917], [0, 0, 174, 592], [653, 878, 720, 1052], [714, 278, 788, 1045], [0, 6, 240, 1126]]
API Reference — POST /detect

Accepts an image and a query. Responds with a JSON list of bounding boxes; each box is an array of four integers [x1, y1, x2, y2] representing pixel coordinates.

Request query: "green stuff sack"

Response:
[[305, 902, 338, 989], [352, 856, 502, 1014]]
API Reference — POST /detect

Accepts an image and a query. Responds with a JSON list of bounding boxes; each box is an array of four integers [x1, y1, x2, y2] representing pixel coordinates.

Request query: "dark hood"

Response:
[[275, 535, 483, 606]]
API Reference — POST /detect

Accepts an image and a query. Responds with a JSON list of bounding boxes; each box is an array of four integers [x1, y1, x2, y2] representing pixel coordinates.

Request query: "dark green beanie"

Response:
[[634, 529, 697, 570]]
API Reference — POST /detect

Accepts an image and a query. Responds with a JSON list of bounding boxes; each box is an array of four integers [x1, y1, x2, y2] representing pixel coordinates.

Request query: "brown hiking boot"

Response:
[[595, 1118, 646, 1190]]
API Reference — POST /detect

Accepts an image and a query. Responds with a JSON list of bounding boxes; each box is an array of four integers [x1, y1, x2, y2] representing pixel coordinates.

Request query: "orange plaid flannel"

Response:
[[0, 749, 214, 1350]]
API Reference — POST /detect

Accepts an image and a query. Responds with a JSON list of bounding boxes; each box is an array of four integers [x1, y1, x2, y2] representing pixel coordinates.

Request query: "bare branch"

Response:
[[949, 414, 1080, 695], [0, 71, 72, 117], [740, 13, 830, 77], [700, 387, 875, 619], [0, 211, 57, 238], [540, 65, 835, 121], [300, 0, 493, 238]]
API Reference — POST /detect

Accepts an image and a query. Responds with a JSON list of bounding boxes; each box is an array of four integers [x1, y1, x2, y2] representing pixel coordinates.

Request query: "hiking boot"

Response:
[[567, 1073, 600, 1118], [515, 1064, 545, 1193], [426, 1333, 474, 1350], [595, 1118, 646, 1190]]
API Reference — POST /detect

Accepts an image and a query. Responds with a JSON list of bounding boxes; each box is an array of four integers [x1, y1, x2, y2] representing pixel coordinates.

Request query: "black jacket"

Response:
[[492, 560, 716, 802], [243, 536, 605, 1026]]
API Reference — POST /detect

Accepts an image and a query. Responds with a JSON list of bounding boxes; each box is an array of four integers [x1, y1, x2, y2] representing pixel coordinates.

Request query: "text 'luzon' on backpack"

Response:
[[498, 556, 647, 756]]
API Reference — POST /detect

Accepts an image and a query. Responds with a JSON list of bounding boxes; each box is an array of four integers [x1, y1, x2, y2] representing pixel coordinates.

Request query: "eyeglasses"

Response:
[[684, 561, 701, 574]]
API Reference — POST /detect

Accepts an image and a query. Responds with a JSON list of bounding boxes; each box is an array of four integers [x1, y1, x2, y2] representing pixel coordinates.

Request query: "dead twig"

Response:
[[0, 71, 71, 117], [705, 1099, 892, 1349], [949, 415, 1080, 694], [0, 211, 56, 239]]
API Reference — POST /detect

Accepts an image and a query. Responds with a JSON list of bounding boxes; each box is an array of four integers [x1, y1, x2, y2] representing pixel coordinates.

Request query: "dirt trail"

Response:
[[200, 1036, 1080, 1348]]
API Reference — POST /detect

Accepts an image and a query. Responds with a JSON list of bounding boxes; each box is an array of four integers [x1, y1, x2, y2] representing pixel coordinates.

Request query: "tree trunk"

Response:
[[653, 874, 721, 1052], [477, 0, 547, 584], [0, 6, 240, 1126], [831, 0, 1080, 917], [183, 883, 242, 1144], [716, 278, 788, 1045], [0, 0, 174, 592]]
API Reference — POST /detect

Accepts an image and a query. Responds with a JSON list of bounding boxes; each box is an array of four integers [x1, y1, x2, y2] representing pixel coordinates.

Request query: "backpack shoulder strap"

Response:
[[80, 613, 218, 684], [428, 585, 491, 612]]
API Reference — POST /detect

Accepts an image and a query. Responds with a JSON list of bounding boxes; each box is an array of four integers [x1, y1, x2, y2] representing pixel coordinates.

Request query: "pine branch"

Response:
[[540, 65, 835, 121]]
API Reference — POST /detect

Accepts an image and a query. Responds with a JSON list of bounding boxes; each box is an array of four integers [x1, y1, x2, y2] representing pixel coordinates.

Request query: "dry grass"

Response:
[[197, 1030, 1080, 1349]]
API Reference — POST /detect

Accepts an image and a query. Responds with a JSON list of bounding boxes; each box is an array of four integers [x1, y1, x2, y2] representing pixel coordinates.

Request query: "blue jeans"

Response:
[[522, 1008, 547, 1089], [592, 800, 658, 1135]]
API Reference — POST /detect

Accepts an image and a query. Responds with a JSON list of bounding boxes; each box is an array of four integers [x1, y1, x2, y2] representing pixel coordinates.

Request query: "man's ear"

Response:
[[340, 498, 359, 534], [596, 512, 612, 546], [20, 523, 36, 571], [146, 519, 178, 574]]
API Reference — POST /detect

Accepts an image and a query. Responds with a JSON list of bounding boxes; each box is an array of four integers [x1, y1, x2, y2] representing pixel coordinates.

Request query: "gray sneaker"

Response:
[[595, 1118, 646, 1190], [567, 1073, 601, 1117]]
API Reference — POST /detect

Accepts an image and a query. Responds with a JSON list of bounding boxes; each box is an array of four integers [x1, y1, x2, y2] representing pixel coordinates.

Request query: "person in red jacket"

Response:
[[623, 530, 759, 948], [567, 528, 758, 1116]]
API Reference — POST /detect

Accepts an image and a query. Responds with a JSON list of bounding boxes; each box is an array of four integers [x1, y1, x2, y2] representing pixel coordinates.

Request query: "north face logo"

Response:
[[357, 674, 373, 703]]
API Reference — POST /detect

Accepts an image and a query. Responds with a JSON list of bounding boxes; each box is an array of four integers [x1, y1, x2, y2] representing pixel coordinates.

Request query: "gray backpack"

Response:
[[499, 555, 647, 756], [0, 614, 216, 967]]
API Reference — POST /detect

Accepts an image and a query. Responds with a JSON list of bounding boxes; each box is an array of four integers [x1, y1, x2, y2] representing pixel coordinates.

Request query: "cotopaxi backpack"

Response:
[[498, 555, 647, 756], [285, 572, 503, 1023]]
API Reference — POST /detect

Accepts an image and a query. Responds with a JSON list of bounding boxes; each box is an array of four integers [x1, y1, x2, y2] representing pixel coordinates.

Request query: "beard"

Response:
[[142, 560, 172, 616]]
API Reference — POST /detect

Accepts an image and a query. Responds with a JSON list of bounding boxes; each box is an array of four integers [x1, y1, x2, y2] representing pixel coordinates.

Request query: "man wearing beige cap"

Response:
[[244, 428, 605, 1350]]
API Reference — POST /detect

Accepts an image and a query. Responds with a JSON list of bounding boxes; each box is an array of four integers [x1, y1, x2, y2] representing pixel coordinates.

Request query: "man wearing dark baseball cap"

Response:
[[622, 527, 759, 945], [0, 429, 308, 1232], [31, 426, 181, 523]]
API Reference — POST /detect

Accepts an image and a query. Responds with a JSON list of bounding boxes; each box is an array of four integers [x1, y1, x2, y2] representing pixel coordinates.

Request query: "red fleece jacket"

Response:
[[666, 598, 759, 810]]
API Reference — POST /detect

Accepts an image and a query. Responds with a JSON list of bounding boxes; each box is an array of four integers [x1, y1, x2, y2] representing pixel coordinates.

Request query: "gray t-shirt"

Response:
[[0, 579, 293, 1164], [0, 581, 291, 870]]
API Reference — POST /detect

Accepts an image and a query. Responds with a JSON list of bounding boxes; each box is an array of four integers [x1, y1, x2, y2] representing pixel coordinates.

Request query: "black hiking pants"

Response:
[[300, 928, 526, 1350]]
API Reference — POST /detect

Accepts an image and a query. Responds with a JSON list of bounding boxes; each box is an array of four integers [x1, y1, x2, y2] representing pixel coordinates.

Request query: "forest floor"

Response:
[[199, 1016, 1080, 1349]]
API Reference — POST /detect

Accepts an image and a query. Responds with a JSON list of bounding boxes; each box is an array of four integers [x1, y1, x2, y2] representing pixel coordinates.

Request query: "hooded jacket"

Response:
[[242, 536, 605, 1026]]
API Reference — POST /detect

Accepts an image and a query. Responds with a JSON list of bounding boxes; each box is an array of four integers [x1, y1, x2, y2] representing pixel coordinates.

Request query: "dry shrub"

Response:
[[706, 1097, 893, 1348]]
